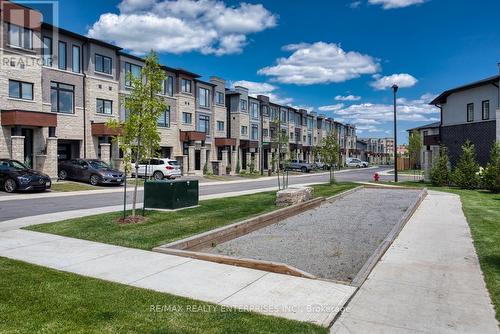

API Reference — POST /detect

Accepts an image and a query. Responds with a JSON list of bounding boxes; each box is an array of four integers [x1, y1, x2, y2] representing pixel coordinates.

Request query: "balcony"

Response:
[[423, 134, 440, 146], [1, 110, 57, 127]]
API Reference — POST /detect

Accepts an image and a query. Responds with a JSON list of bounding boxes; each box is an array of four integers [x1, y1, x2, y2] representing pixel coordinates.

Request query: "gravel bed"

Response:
[[209, 188, 421, 282]]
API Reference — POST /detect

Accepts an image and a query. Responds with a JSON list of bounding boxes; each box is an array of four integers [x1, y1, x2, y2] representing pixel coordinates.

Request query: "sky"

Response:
[[28, 0, 500, 143]]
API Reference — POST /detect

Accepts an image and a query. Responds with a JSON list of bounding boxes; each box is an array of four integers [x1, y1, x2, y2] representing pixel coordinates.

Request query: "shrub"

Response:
[[249, 163, 256, 174], [452, 141, 480, 189], [236, 160, 241, 174], [430, 146, 451, 186], [482, 142, 500, 192]]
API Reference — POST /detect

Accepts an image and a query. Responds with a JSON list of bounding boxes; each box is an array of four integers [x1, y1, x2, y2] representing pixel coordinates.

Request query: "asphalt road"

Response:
[[0, 167, 414, 222]]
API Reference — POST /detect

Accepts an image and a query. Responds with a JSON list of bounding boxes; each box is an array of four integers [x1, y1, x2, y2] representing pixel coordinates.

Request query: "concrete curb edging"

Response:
[[153, 186, 366, 278], [154, 197, 326, 252]]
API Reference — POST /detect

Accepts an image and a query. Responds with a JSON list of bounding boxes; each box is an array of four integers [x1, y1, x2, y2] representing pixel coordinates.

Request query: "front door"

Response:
[[21, 129, 33, 168], [263, 149, 269, 170], [195, 150, 201, 171]]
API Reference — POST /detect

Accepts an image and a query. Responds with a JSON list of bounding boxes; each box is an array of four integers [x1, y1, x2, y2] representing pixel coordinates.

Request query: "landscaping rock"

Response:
[[276, 187, 314, 206]]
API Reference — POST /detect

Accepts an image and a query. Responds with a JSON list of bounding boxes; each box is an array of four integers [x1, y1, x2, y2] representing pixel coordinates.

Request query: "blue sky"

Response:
[[30, 0, 500, 143]]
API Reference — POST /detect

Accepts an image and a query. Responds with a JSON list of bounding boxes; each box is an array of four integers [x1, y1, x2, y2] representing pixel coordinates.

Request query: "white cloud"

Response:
[[368, 0, 426, 9], [370, 73, 418, 90], [335, 94, 361, 101], [258, 42, 380, 85], [318, 103, 344, 112], [231, 80, 293, 105], [334, 93, 439, 133], [349, 1, 362, 8], [88, 0, 277, 55]]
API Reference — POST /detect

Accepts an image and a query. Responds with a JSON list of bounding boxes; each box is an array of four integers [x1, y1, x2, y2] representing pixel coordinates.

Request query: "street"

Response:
[[0, 167, 420, 222]]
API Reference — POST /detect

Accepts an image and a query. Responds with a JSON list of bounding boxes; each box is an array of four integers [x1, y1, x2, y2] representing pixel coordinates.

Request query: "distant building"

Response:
[[397, 145, 409, 156], [430, 72, 499, 166]]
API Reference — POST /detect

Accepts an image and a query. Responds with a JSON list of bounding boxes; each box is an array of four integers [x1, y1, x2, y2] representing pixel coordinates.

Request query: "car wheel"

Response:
[[301, 166, 307, 173], [58, 170, 68, 180], [153, 171, 164, 180], [89, 174, 100, 186], [4, 178, 17, 193]]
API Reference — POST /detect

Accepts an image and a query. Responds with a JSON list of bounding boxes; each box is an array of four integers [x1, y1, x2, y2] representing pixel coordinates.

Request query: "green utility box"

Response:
[[144, 180, 199, 210]]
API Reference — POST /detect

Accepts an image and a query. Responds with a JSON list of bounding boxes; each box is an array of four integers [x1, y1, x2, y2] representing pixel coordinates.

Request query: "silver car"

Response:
[[346, 158, 369, 168]]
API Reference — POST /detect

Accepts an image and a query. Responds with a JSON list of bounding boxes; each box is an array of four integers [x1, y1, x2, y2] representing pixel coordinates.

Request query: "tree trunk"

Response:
[[132, 136, 141, 217]]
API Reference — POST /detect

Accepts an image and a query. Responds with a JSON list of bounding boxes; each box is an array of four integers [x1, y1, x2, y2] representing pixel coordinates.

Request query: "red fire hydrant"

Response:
[[373, 173, 380, 182]]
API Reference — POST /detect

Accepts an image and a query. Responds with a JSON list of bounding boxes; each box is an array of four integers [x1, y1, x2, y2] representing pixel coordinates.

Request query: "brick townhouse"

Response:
[[0, 0, 364, 178]]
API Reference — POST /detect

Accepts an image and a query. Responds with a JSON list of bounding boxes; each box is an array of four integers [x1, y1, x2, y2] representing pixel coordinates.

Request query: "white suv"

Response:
[[134, 158, 182, 180], [346, 158, 369, 168]]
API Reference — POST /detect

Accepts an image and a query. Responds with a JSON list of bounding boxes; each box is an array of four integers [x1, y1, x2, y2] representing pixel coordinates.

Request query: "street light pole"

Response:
[[392, 84, 398, 183]]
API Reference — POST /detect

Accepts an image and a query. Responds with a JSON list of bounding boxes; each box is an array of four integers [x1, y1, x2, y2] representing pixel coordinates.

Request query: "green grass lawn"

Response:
[[28, 183, 357, 251], [51, 181, 100, 192], [0, 257, 326, 334], [389, 181, 499, 321]]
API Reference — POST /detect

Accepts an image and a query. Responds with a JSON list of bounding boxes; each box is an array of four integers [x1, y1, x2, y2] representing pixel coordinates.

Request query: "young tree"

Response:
[[482, 142, 500, 192], [108, 51, 167, 218], [408, 130, 422, 170], [320, 131, 340, 184], [452, 141, 480, 189], [430, 145, 451, 186], [271, 117, 289, 190]]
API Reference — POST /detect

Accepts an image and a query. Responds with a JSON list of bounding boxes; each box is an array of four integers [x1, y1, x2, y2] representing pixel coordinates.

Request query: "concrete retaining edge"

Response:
[[153, 186, 366, 278]]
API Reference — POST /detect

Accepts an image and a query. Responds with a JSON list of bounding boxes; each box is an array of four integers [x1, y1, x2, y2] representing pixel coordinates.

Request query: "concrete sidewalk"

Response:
[[0, 229, 355, 326], [331, 191, 498, 334]]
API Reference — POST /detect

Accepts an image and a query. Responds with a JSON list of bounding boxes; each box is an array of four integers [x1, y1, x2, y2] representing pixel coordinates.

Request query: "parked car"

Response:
[[58, 159, 124, 186], [346, 158, 369, 168], [286, 160, 313, 173], [313, 161, 330, 170], [0, 159, 51, 193], [132, 158, 182, 180]]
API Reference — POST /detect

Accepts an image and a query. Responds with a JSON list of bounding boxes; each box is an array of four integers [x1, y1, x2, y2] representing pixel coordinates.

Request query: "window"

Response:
[[125, 62, 142, 86], [467, 103, 474, 122], [251, 125, 259, 140], [482, 100, 490, 120], [42, 37, 52, 66], [182, 112, 192, 124], [240, 100, 247, 111], [262, 105, 269, 116], [270, 107, 277, 120], [216, 91, 224, 104], [72, 45, 81, 73], [8, 23, 32, 49], [263, 129, 269, 137], [251, 103, 259, 119], [217, 121, 225, 132], [198, 115, 210, 134], [280, 110, 287, 122], [51, 82, 74, 114], [8, 80, 33, 100], [198, 87, 210, 107], [181, 79, 192, 93], [95, 54, 112, 74], [241, 126, 248, 135], [96, 99, 112, 115], [157, 106, 170, 127], [58, 41, 67, 70], [163, 76, 174, 96]]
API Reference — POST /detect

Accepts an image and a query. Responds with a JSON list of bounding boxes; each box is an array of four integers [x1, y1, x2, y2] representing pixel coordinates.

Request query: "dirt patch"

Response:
[[117, 215, 148, 225], [209, 188, 422, 283]]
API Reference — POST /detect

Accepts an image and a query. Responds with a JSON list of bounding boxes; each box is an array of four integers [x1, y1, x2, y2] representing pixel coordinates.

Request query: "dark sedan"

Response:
[[58, 159, 124, 186], [0, 159, 52, 193]]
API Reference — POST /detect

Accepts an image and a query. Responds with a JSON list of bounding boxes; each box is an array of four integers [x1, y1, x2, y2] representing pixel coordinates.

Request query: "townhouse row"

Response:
[[0, 1, 359, 178], [356, 137, 394, 165]]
